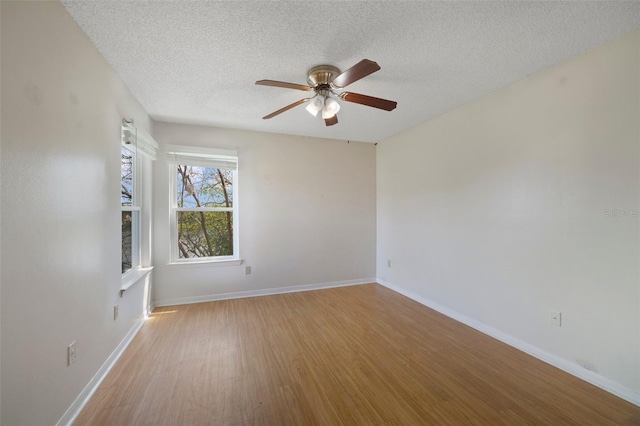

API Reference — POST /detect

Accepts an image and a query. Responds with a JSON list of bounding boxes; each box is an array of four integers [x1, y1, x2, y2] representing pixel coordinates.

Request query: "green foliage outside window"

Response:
[[176, 165, 233, 258]]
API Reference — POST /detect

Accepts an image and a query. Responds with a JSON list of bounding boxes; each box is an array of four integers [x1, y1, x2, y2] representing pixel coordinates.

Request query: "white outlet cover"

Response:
[[67, 341, 77, 366], [550, 311, 562, 327]]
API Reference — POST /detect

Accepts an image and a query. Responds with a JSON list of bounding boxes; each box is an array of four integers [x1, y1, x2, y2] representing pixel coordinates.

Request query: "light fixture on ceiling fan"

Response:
[[305, 94, 341, 119], [256, 59, 397, 126]]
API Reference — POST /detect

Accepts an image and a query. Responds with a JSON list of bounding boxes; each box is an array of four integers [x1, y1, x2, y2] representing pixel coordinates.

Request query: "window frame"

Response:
[[168, 154, 240, 265]]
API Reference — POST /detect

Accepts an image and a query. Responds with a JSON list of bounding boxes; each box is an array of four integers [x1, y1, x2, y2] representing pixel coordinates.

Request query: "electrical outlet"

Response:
[[245, 266, 252, 275], [387, 260, 391, 268], [550, 311, 562, 327], [67, 341, 76, 366], [114, 305, 119, 321]]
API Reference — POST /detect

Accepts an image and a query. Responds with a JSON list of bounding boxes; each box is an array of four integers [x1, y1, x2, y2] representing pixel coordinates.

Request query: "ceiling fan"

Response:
[[256, 59, 397, 127]]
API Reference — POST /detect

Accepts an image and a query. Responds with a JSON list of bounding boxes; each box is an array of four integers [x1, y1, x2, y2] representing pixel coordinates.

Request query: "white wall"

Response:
[[377, 30, 640, 398], [1, 2, 153, 424], [152, 123, 376, 305]]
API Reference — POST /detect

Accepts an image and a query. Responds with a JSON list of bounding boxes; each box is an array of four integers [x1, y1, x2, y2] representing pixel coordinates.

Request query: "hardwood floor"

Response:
[[75, 284, 640, 425]]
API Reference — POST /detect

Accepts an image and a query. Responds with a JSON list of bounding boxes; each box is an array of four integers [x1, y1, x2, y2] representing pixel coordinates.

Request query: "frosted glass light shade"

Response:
[[305, 96, 324, 116], [322, 97, 340, 119]]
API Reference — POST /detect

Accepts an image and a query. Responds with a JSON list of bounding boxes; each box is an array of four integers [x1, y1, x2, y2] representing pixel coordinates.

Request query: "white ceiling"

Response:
[[61, 1, 640, 143]]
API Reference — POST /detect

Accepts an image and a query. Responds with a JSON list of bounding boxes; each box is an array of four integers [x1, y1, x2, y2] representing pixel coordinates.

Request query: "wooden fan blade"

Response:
[[331, 59, 380, 88], [255, 80, 312, 91], [339, 92, 397, 111], [325, 115, 338, 126], [262, 99, 307, 119]]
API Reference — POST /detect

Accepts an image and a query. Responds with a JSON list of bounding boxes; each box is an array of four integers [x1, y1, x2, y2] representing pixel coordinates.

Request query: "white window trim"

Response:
[[166, 144, 237, 169], [120, 266, 154, 297], [168, 147, 240, 265], [123, 125, 158, 160], [167, 258, 243, 267]]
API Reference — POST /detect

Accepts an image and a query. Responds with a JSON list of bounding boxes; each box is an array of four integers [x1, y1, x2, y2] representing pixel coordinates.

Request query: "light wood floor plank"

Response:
[[74, 284, 639, 425]]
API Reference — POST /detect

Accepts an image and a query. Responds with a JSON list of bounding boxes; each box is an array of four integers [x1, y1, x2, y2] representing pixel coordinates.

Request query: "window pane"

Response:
[[121, 146, 134, 206], [176, 165, 233, 208], [177, 211, 233, 258], [122, 211, 133, 273]]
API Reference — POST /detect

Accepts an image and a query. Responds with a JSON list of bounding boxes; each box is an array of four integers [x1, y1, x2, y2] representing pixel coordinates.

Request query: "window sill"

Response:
[[121, 266, 153, 297], [168, 258, 243, 268]]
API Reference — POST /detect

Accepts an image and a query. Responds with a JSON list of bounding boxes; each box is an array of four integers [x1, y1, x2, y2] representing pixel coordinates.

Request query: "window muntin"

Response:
[[173, 165, 236, 260]]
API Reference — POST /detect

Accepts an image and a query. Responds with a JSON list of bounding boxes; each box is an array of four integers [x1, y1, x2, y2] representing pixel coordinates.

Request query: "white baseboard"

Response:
[[154, 278, 375, 307], [56, 317, 146, 426], [376, 279, 640, 407]]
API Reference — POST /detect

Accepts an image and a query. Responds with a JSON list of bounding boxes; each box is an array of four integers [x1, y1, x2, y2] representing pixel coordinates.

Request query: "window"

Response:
[[121, 139, 140, 274], [121, 120, 158, 277], [168, 146, 239, 263]]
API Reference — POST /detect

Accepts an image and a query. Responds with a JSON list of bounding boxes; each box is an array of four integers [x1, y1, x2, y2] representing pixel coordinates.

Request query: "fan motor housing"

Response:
[[307, 65, 340, 89]]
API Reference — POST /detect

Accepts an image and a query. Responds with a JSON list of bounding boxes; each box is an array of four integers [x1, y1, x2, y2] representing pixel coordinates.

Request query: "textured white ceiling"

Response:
[[61, 1, 640, 143]]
